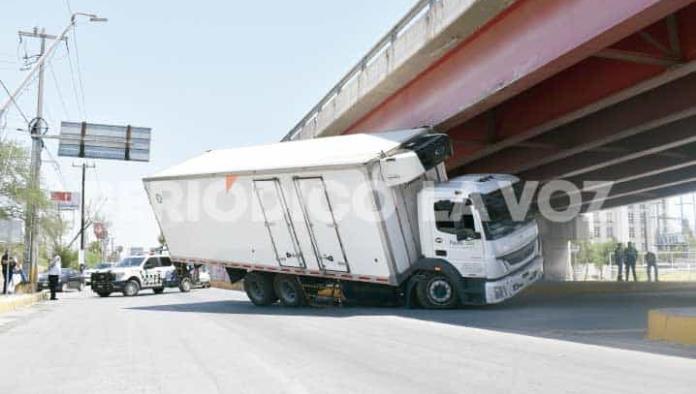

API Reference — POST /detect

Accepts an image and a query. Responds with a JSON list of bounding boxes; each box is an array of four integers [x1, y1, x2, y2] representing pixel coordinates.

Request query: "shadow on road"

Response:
[[128, 290, 696, 358]]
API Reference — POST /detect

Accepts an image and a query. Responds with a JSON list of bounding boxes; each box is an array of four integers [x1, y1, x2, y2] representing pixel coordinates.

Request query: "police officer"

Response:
[[2, 250, 12, 294], [48, 255, 62, 301], [645, 250, 658, 282], [625, 242, 638, 282], [613, 243, 625, 281]]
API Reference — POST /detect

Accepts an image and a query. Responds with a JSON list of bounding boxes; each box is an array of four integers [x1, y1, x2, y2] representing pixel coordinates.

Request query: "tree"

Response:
[[1, 139, 64, 267]]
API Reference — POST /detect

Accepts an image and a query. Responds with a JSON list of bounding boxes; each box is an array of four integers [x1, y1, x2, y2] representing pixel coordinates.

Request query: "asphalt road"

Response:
[[0, 287, 695, 394]]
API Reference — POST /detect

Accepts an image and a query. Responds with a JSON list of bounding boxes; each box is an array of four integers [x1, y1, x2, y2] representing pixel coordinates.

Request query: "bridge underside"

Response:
[[289, 0, 696, 280], [342, 0, 696, 211]]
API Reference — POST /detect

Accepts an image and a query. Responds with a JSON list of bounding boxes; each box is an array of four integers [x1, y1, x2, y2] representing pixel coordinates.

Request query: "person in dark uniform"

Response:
[[645, 250, 658, 282], [2, 250, 13, 294], [624, 242, 638, 282], [613, 243, 625, 281]]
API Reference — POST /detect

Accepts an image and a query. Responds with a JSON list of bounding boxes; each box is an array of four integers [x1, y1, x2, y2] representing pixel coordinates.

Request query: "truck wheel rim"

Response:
[[250, 282, 263, 299], [428, 279, 452, 304], [280, 282, 297, 303]]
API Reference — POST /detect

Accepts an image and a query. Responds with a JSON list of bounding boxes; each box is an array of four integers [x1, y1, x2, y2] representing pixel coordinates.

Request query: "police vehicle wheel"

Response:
[[243, 272, 277, 306], [179, 278, 192, 293], [97, 291, 111, 297], [416, 273, 458, 309], [123, 279, 140, 297], [273, 275, 306, 307], [153, 287, 165, 294]]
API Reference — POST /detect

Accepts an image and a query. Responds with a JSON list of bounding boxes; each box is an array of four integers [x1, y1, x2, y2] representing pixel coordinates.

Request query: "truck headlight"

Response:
[[112, 272, 125, 280]]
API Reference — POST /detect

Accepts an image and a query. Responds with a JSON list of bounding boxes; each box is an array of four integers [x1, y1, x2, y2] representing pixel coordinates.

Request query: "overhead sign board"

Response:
[[58, 121, 151, 162], [50, 191, 80, 210]]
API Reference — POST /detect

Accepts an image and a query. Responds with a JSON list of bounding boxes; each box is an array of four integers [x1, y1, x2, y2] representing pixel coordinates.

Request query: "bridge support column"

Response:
[[538, 217, 587, 281]]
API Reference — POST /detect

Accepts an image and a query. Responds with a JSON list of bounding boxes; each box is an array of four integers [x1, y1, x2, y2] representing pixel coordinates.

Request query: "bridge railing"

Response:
[[282, 0, 437, 141]]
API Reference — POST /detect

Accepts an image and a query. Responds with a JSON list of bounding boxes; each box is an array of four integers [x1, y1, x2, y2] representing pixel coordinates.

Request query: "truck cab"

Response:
[[418, 174, 543, 304]]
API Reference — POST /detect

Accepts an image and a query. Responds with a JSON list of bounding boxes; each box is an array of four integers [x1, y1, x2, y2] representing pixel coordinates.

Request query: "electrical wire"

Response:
[[64, 40, 84, 119], [70, 26, 87, 118], [0, 78, 31, 125], [48, 61, 71, 120]]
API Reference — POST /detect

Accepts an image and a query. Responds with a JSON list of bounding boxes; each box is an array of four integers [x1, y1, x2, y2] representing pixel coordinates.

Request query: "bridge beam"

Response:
[[457, 71, 696, 176], [345, 0, 692, 135]]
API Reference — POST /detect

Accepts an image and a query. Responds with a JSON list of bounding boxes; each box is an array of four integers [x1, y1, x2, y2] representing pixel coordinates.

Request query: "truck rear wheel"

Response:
[[243, 272, 277, 306], [123, 279, 140, 297], [416, 273, 459, 309], [273, 275, 306, 307]]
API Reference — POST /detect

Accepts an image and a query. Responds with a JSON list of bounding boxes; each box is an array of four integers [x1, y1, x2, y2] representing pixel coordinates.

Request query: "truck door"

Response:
[[294, 177, 349, 272], [253, 179, 305, 268], [141, 257, 164, 287], [432, 200, 485, 277]]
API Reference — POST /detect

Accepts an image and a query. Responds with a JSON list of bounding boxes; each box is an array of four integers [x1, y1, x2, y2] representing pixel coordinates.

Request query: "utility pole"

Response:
[[18, 27, 65, 283], [73, 162, 95, 266]]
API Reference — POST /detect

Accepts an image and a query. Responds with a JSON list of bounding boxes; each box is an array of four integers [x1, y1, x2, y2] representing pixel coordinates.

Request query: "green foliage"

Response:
[[52, 245, 78, 269], [0, 140, 51, 220], [573, 240, 616, 268]]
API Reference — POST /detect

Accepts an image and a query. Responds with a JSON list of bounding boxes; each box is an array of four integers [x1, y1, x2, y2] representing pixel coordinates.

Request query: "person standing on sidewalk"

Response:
[[613, 243, 625, 281], [625, 242, 638, 282], [48, 255, 62, 301], [2, 250, 13, 294], [645, 250, 658, 282]]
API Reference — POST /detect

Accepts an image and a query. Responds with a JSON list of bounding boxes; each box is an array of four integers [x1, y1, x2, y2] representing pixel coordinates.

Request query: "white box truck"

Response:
[[143, 128, 542, 308]]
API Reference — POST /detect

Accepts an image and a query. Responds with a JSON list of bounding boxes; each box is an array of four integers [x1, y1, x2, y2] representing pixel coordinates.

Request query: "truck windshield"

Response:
[[478, 182, 537, 240], [117, 257, 145, 267]]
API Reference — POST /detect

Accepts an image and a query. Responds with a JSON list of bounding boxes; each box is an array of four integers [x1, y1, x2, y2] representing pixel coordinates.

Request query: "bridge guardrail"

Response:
[[282, 0, 436, 141]]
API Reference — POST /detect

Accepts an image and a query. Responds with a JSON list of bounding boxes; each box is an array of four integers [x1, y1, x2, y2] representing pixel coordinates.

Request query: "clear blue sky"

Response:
[[0, 0, 415, 250]]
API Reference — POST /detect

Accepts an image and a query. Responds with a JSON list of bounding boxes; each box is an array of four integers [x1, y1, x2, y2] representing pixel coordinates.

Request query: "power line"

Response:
[[70, 26, 87, 118], [64, 40, 84, 118], [0, 79, 30, 125], [48, 61, 71, 119]]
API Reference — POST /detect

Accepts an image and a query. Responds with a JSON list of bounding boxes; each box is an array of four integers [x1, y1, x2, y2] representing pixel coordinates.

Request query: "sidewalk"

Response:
[[0, 292, 48, 315]]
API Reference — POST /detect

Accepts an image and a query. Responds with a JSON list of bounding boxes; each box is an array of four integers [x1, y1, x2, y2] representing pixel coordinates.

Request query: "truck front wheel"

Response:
[[243, 272, 277, 306], [273, 275, 306, 307], [416, 273, 459, 309]]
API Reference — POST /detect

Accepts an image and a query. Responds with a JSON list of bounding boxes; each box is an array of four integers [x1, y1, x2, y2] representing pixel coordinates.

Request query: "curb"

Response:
[[524, 281, 696, 297], [0, 291, 49, 315], [647, 308, 696, 346]]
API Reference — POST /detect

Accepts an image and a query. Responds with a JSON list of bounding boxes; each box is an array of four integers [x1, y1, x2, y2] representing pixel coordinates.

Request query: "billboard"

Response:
[[58, 121, 151, 162], [50, 191, 80, 210]]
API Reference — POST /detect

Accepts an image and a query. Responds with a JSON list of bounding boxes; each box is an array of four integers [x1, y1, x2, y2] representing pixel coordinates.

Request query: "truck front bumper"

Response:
[[484, 256, 543, 304]]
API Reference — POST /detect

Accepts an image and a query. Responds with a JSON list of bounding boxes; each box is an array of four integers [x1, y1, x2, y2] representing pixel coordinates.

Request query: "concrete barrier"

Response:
[[647, 308, 696, 346], [0, 291, 48, 315]]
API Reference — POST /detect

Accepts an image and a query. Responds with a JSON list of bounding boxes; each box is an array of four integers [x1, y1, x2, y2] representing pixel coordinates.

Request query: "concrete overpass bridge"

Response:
[[283, 0, 696, 279]]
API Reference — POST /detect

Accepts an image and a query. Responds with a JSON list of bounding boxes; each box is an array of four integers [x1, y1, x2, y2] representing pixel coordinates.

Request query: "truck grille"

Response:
[[91, 272, 113, 284], [502, 239, 536, 266]]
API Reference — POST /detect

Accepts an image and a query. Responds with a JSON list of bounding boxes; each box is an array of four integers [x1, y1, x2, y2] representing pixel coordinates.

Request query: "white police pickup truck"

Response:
[[91, 254, 188, 297]]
